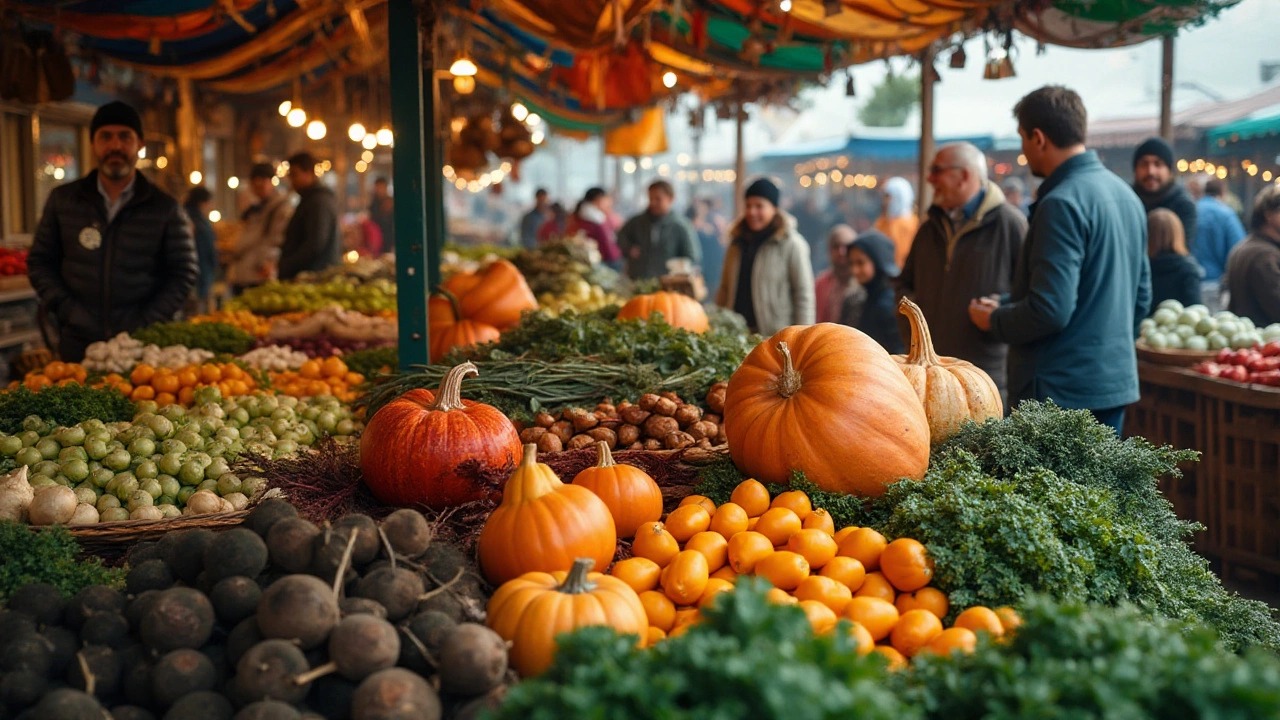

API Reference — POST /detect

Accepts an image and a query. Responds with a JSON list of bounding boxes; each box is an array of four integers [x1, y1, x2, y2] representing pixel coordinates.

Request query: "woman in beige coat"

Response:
[[715, 178, 816, 335]]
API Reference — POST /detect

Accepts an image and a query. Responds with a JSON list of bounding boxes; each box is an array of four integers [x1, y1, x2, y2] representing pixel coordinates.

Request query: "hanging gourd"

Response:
[[723, 324, 930, 497], [360, 362, 522, 509], [477, 445, 617, 586], [571, 441, 663, 539], [892, 298, 1003, 446], [616, 291, 709, 333]]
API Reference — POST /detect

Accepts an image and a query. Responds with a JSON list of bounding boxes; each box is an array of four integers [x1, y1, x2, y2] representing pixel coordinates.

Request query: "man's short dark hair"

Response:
[[1205, 178, 1226, 198], [184, 186, 213, 207], [534, 188, 548, 198], [583, 187, 607, 203], [249, 162, 276, 180], [1249, 184, 1280, 232], [286, 152, 319, 173], [1013, 86, 1087, 149], [648, 180, 675, 197], [374, 176, 389, 186]]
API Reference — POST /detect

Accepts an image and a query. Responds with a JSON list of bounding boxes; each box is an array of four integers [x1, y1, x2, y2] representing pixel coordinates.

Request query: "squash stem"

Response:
[[775, 342, 802, 398], [898, 297, 940, 365], [595, 441, 616, 468], [433, 288, 464, 321], [520, 443, 538, 468], [428, 361, 479, 412], [558, 558, 598, 594]]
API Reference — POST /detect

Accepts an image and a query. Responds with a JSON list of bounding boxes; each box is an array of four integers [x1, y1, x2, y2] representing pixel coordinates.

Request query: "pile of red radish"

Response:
[[1193, 342, 1280, 386]]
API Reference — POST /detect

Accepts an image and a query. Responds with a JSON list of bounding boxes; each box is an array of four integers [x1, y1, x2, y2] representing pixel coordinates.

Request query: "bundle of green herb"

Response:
[[133, 321, 256, 355], [0, 385, 135, 434], [0, 521, 124, 600], [341, 345, 398, 379]]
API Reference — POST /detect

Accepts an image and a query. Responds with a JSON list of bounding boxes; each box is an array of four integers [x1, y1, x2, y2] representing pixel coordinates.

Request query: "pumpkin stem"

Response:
[[433, 288, 464, 321], [898, 297, 940, 365], [558, 558, 598, 594], [519, 443, 538, 469], [595, 441, 616, 468], [428, 362, 478, 412], [775, 342, 802, 398]]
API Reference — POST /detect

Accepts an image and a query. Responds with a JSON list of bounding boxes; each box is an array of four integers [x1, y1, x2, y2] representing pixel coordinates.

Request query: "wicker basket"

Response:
[[28, 510, 249, 565]]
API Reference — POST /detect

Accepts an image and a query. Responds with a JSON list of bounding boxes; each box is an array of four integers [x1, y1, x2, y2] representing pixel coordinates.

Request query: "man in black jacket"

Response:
[[280, 152, 341, 280], [28, 101, 197, 362], [1132, 137, 1197, 249]]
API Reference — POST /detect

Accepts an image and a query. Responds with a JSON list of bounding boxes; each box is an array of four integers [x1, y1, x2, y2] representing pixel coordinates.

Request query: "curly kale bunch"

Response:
[[0, 521, 124, 600]]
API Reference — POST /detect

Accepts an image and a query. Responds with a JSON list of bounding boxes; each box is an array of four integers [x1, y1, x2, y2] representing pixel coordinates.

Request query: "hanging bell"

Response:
[[845, 73, 856, 97], [949, 46, 966, 69]]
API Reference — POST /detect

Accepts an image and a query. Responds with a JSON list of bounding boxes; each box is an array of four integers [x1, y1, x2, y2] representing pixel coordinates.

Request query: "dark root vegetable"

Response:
[[0, 670, 48, 709], [256, 575, 340, 650], [453, 685, 508, 720], [294, 615, 400, 685], [266, 518, 320, 574], [226, 617, 263, 667], [338, 598, 387, 620], [308, 675, 355, 720], [162, 529, 215, 585], [111, 704, 156, 720], [334, 515, 380, 567], [161, 690, 233, 720], [1, 630, 53, 675], [68, 586, 127, 631], [245, 499, 298, 538], [32, 687, 110, 720], [235, 640, 311, 705], [310, 528, 361, 586], [126, 591, 159, 633], [0, 609, 37, 639], [7, 583, 66, 626], [120, 648, 154, 708], [351, 668, 441, 720], [421, 543, 472, 588], [233, 699, 302, 720], [397, 612, 457, 676], [150, 649, 216, 708], [80, 612, 131, 649], [203, 529, 269, 584], [125, 541, 161, 565], [69, 646, 122, 700], [126, 559, 175, 595], [437, 624, 508, 696], [43, 626, 79, 677], [140, 588, 215, 652], [353, 568, 424, 622], [414, 589, 465, 623], [379, 510, 432, 559], [210, 576, 263, 626]]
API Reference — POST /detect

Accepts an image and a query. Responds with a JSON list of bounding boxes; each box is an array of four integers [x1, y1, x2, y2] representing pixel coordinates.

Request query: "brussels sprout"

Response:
[[18, 430, 39, 448], [128, 437, 156, 458], [36, 438, 60, 460], [158, 504, 181, 518], [63, 459, 90, 483], [1177, 310, 1203, 326], [1157, 299, 1184, 313], [1165, 334, 1184, 350], [335, 419, 356, 436], [90, 468, 115, 489], [73, 486, 98, 505], [0, 435, 23, 457], [14, 447, 42, 467], [111, 473, 139, 502], [160, 439, 187, 456], [127, 490, 154, 512], [177, 486, 196, 505], [96, 494, 121, 512], [22, 416, 46, 434], [1195, 317, 1218, 336], [29, 475, 56, 488], [273, 440, 298, 457], [159, 475, 181, 499], [57, 426, 86, 447], [104, 449, 132, 472], [58, 446, 88, 464], [195, 479, 219, 494], [1152, 308, 1179, 326], [146, 415, 175, 439], [33, 460, 60, 477], [101, 507, 130, 522], [206, 458, 231, 480], [158, 452, 184, 476], [240, 476, 267, 500], [139, 478, 163, 500], [179, 461, 206, 485], [135, 460, 159, 480], [84, 438, 110, 460], [216, 473, 242, 495], [160, 404, 187, 422], [1175, 324, 1197, 341]]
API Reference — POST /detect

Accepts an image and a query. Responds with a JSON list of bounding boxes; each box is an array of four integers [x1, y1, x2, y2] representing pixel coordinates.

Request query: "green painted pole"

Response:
[[389, 0, 436, 369]]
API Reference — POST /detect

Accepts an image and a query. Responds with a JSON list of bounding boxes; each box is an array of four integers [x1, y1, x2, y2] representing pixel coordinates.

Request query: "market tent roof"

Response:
[[1089, 82, 1280, 148], [758, 132, 995, 162], [1206, 104, 1280, 152], [1015, 0, 1238, 49]]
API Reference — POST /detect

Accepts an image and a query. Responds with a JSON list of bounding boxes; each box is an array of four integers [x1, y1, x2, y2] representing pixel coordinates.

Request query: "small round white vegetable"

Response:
[[218, 498, 235, 513], [69, 503, 100, 525], [185, 490, 223, 515], [130, 506, 164, 521], [0, 467, 35, 522], [223, 492, 249, 511], [29, 485, 78, 525]]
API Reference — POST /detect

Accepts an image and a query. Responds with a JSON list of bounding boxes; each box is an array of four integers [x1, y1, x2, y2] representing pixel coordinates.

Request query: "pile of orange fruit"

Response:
[[123, 362, 259, 406], [268, 356, 364, 402], [190, 309, 272, 336], [14, 361, 89, 391], [612, 478, 1020, 666]]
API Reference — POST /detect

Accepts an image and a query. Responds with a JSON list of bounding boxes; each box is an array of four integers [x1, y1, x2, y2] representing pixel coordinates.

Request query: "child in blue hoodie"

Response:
[[842, 230, 904, 354]]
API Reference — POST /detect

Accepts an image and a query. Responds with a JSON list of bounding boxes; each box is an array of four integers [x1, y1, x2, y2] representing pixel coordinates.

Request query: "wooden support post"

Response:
[[1160, 35, 1175, 142], [733, 102, 746, 216], [917, 46, 937, 218]]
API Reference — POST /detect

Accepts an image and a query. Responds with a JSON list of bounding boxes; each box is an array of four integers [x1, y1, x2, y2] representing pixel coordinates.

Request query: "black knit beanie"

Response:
[[91, 101, 143, 138], [1133, 137, 1174, 170], [744, 178, 780, 207]]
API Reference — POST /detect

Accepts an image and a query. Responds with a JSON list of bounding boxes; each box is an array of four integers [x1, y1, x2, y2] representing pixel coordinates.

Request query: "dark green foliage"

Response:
[[490, 579, 910, 720], [340, 346, 398, 379], [858, 73, 920, 128], [0, 521, 123, 601], [894, 595, 1280, 719], [133, 321, 255, 355], [0, 385, 134, 433]]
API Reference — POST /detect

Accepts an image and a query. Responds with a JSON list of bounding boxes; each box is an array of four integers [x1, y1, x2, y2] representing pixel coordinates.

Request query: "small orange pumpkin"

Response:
[[571, 441, 662, 539], [616, 291, 709, 333], [893, 298, 1003, 446], [478, 445, 617, 585], [487, 558, 648, 677], [441, 258, 538, 330], [428, 291, 501, 363], [723, 325, 930, 497]]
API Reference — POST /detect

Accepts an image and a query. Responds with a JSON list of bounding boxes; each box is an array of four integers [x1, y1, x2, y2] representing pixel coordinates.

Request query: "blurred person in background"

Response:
[[368, 177, 394, 254], [1193, 178, 1246, 311], [183, 186, 218, 310], [875, 177, 919, 269], [842, 230, 903, 353], [520, 188, 550, 250], [691, 198, 725, 301], [617, 180, 700, 281], [1132, 137, 1197, 250], [1146, 208, 1202, 311], [1001, 176, 1031, 217], [280, 152, 341, 280], [229, 163, 292, 293], [1225, 185, 1280, 327], [716, 178, 814, 335], [567, 188, 621, 270], [537, 202, 568, 243], [814, 225, 858, 324]]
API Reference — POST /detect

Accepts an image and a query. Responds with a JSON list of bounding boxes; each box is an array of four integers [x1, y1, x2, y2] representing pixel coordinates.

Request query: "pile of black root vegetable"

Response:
[[0, 499, 509, 720]]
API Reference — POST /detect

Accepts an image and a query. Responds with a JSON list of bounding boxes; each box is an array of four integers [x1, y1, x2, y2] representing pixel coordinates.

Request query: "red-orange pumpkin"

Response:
[[723, 324, 930, 497], [441, 259, 538, 330], [360, 362, 522, 509], [571, 441, 663, 538], [616, 292, 709, 333], [428, 292, 501, 363]]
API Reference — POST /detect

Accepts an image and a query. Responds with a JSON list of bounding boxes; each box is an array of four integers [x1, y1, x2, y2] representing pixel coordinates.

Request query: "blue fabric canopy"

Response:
[[760, 133, 996, 162]]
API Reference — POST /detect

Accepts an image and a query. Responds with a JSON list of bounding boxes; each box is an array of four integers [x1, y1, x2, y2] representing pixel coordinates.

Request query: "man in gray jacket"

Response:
[[617, 180, 700, 281], [280, 152, 341, 280], [897, 142, 1026, 395]]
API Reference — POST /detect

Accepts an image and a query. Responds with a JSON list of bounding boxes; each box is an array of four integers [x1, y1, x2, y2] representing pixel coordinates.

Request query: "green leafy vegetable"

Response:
[[0, 521, 124, 600], [133, 321, 256, 355], [0, 385, 135, 434], [341, 346, 399, 379]]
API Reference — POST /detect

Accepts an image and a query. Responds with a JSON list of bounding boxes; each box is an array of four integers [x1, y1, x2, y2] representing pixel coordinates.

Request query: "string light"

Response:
[[640, 157, 653, 170], [677, 153, 690, 166], [227, 176, 239, 189], [208, 210, 222, 223], [511, 102, 529, 122], [278, 100, 292, 117], [189, 171, 203, 185], [780, 0, 792, 11], [449, 55, 477, 77], [525, 113, 542, 126], [623, 159, 637, 174], [362, 134, 378, 150], [347, 123, 367, 142], [156, 156, 168, 169], [137, 147, 146, 159], [53, 168, 65, 180], [361, 150, 374, 163], [531, 130, 545, 144], [662, 71, 677, 89], [375, 127, 393, 146], [355, 160, 368, 173], [286, 107, 307, 127], [453, 76, 476, 94], [271, 176, 280, 186], [306, 120, 327, 140]]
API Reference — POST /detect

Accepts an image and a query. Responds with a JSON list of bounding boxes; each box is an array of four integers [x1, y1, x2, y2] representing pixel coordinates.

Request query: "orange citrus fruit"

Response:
[[696, 578, 734, 609], [844, 621, 875, 655], [995, 607, 1023, 634], [770, 490, 813, 520], [833, 526, 859, 545], [660, 550, 710, 606], [664, 504, 712, 544], [802, 508, 835, 535], [880, 538, 935, 592], [611, 557, 662, 594], [730, 479, 770, 517], [854, 571, 896, 603], [923, 627, 977, 657], [890, 609, 943, 658], [645, 626, 666, 645], [764, 587, 797, 605], [130, 364, 156, 386], [639, 590, 676, 632], [710, 566, 738, 583], [754, 507, 802, 547], [895, 587, 949, 619], [842, 596, 899, 641], [954, 606, 1005, 637], [684, 531, 729, 574], [793, 575, 853, 614], [753, 551, 809, 591], [820, 556, 867, 593], [837, 528, 887, 571], [799, 600, 838, 634], [632, 522, 680, 568], [786, 529, 838, 570], [874, 645, 908, 671], [679, 495, 718, 514], [727, 531, 774, 574], [709, 502, 749, 539], [299, 360, 322, 379]]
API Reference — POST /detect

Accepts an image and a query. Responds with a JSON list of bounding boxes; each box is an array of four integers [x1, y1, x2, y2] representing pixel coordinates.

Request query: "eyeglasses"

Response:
[[928, 165, 964, 176]]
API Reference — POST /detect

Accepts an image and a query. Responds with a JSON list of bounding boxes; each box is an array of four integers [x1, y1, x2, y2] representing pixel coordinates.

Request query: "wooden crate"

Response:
[[1125, 363, 1207, 543]]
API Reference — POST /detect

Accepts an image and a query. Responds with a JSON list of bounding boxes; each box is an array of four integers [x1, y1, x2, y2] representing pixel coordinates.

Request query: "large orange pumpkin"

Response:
[[571, 441, 663, 539], [478, 444, 617, 585], [616, 291, 709, 333], [892, 298, 1003, 446], [723, 324, 930, 497], [360, 362, 522, 509], [428, 292, 501, 363], [441, 259, 537, 330], [487, 558, 648, 677]]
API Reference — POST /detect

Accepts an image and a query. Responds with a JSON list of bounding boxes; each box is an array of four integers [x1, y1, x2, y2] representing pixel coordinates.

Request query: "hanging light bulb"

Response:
[[361, 150, 374, 163], [286, 107, 307, 127], [306, 120, 327, 140], [662, 71, 677, 89], [227, 176, 240, 189], [278, 100, 292, 117], [453, 75, 476, 94], [531, 130, 545, 145], [362, 134, 378, 150], [449, 54, 477, 77], [355, 160, 368, 173], [375, 127, 393, 146], [189, 170, 203, 185], [347, 122, 367, 142], [779, 0, 792, 11], [525, 113, 541, 126], [208, 210, 222, 223], [511, 102, 529, 122]]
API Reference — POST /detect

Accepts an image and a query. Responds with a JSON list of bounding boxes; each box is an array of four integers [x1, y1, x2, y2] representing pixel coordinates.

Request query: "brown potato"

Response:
[[617, 424, 641, 446], [706, 382, 728, 414], [620, 406, 651, 426], [627, 442, 645, 451], [702, 413, 722, 426], [567, 434, 596, 450], [519, 427, 547, 444], [534, 412, 556, 428], [653, 397, 679, 417], [674, 404, 702, 427], [687, 421, 717, 441], [663, 431, 696, 450], [638, 394, 660, 411], [570, 409, 599, 432], [586, 427, 617, 448], [696, 438, 713, 450], [549, 421, 574, 444], [643, 415, 680, 440], [536, 433, 563, 454], [659, 391, 680, 402], [643, 439, 664, 451]]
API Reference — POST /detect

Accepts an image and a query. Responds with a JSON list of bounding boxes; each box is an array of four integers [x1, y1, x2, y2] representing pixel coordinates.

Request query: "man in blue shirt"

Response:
[[969, 86, 1150, 434], [1193, 178, 1246, 311]]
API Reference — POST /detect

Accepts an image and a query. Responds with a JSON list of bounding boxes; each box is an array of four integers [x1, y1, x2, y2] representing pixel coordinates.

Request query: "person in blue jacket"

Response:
[[1193, 178, 1246, 311], [183, 186, 219, 305], [969, 86, 1151, 434]]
